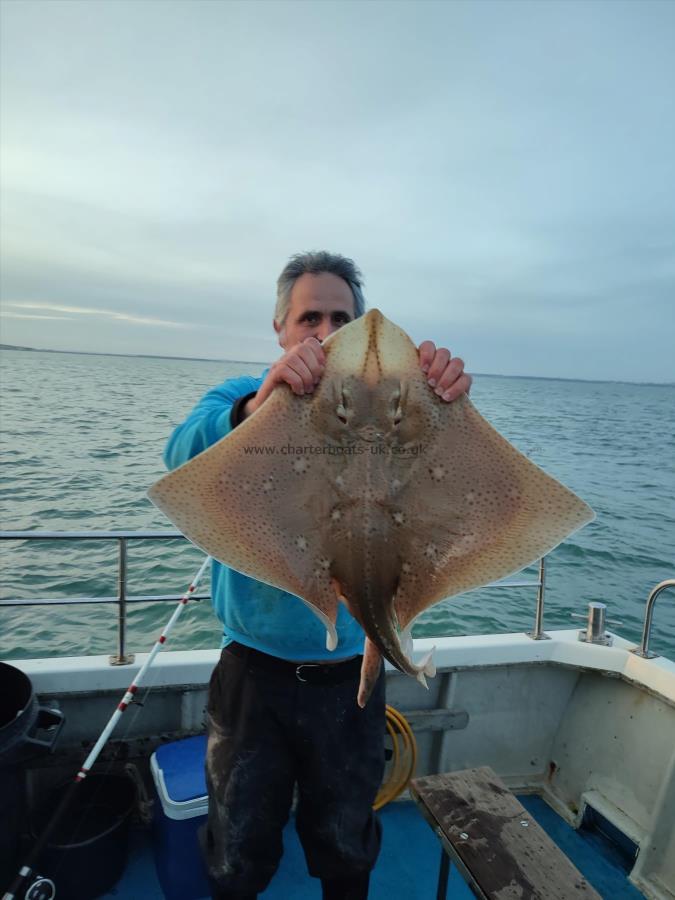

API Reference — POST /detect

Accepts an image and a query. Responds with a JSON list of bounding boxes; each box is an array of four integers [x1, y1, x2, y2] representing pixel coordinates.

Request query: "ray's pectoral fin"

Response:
[[291, 570, 343, 651], [298, 590, 339, 651]]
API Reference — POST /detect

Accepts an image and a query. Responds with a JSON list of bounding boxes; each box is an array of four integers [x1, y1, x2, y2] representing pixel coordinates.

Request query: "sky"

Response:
[[1, 0, 674, 382]]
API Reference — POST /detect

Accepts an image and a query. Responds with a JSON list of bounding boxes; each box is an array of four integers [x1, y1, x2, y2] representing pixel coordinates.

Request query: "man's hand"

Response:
[[244, 337, 325, 418], [418, 341, 472, 402], [243, 335, 471, 419]]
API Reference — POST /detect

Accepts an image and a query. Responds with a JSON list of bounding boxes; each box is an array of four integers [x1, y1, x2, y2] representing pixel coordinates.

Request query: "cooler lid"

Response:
[[151, 734, 208, 820]]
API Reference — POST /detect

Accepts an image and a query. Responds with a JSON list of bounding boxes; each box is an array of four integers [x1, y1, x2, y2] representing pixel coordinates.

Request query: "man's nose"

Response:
[[314, 325, 332, 343], [315, 321, 341, 343]]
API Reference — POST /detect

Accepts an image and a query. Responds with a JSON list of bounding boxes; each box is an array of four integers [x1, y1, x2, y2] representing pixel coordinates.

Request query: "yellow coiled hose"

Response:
[[373, 705, 417, 810]]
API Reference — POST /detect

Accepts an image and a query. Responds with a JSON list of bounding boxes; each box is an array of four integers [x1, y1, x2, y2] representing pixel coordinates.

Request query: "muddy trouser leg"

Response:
[[202, 648, 296, 898], [295, 664, 386, 900]]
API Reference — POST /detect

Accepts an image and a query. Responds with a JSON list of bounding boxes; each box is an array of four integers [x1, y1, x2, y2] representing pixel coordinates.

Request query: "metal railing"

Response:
[[630, 579, 675, 659], [0, 530, 547, 664], [0, 530, 211, 664]]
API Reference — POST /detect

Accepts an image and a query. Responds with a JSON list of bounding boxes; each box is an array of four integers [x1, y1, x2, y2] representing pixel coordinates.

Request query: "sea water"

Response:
[[1, 348, 673, 660]]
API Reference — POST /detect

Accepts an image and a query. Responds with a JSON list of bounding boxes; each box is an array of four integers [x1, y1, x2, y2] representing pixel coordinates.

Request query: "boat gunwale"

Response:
[[10, 629, 675, 706]]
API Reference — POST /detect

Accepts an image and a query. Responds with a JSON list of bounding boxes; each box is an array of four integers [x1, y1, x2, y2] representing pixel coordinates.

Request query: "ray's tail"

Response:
[[332, 577, 436, 705], [357, 634, 436, 708]]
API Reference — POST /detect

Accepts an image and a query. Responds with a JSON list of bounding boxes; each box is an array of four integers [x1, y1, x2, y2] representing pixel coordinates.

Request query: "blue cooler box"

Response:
[[150, 734, 210, 900]]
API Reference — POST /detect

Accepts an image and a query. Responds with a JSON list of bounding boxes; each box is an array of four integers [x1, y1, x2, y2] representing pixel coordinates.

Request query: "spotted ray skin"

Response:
[[148, 310, 594, 705]]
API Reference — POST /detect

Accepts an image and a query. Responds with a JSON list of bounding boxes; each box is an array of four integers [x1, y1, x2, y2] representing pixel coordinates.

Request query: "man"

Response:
[[164, 251, 471, 900]]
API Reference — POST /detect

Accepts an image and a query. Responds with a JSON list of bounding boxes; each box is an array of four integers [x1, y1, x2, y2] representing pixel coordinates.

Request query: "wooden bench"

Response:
[[409, 766, 601, 900]]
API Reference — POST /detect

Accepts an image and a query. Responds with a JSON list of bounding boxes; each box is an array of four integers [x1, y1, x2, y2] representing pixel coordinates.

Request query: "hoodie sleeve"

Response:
[[163, 374, 263, 471]]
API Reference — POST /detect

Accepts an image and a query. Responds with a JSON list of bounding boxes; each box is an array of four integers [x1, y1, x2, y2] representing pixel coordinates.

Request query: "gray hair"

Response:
[[275, 250, 366, 326]]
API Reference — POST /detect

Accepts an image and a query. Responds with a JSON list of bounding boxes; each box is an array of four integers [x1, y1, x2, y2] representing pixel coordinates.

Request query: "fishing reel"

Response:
[[23, 877, 56, 900]]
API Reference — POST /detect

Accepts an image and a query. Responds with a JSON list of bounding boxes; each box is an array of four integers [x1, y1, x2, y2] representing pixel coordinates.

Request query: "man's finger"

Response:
[[418, 341, 436, 373], [435, 357, 465, 394], [284, 356, 316, 393], [296, 341, 326, 380], [440, 373, 472, 402], [426, 348, 451, 386], [301, 336, 326, 365], [277, 364, 307, 395]]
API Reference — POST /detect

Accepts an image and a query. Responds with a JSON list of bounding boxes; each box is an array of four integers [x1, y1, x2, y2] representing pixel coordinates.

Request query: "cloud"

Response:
[[3, 302, 193, 329], [1, 312, 75, 321]]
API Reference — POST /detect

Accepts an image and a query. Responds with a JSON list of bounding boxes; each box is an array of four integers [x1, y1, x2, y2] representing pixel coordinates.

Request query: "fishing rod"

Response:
[[2, 555, 212, 900]]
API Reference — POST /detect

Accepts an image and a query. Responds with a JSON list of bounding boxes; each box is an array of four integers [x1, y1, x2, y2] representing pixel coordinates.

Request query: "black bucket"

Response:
[[31, 773, 137, 900], [0, 661, 64, 763], [0, 661, 64, 890]]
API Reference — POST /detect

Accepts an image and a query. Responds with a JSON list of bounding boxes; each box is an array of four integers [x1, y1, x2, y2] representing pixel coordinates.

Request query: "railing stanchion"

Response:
[[110, 536, 134, 665], [527, 557, 551, 641]]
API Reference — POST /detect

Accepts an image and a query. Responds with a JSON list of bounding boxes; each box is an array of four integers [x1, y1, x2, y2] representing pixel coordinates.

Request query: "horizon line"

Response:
[[0, 342, 672, 388]]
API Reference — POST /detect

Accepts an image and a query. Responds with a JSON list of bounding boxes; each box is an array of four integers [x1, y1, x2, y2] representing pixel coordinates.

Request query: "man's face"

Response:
[[276, 272, 356, 350]]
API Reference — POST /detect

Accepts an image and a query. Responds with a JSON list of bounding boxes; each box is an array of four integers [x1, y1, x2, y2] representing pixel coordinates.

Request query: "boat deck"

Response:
[[104, 795, 643, 899]]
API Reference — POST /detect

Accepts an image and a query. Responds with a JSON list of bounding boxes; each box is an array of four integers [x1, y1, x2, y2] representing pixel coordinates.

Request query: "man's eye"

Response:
[[333, 313, 350, 324]]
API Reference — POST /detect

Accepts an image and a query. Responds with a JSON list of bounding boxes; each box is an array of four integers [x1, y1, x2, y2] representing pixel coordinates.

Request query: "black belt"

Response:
[[224, 641, 362, 685]]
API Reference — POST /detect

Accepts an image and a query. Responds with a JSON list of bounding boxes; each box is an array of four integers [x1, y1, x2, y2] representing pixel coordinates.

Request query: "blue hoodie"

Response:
[[163, 373, 365, 661]]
